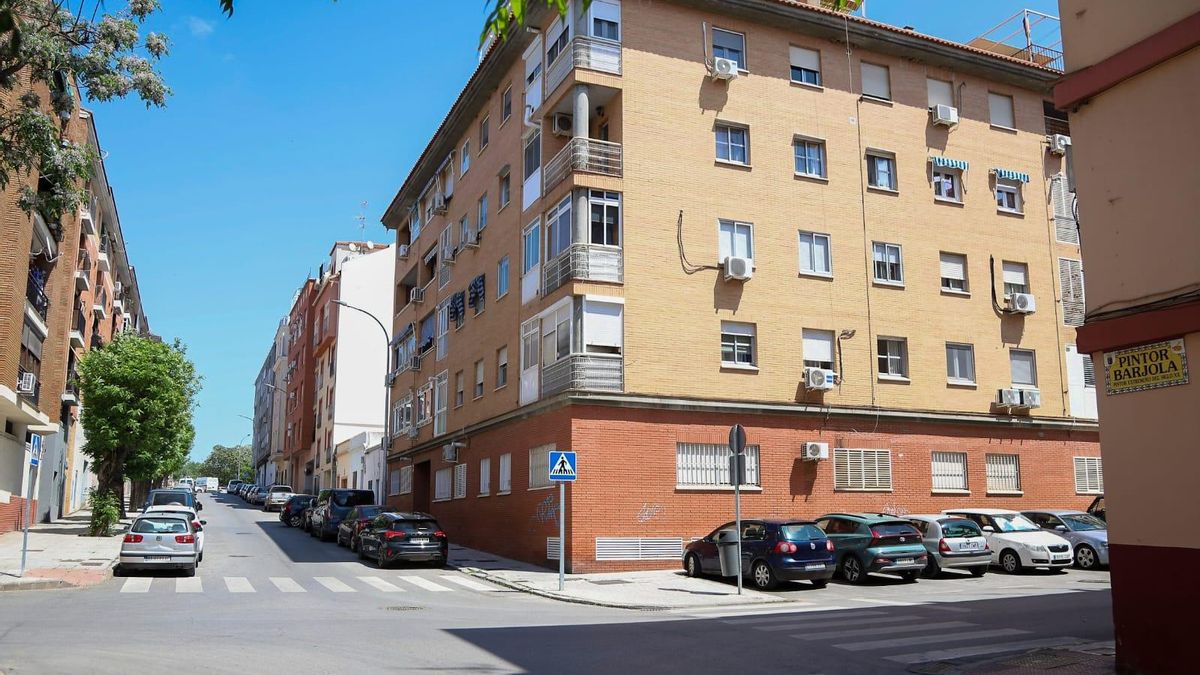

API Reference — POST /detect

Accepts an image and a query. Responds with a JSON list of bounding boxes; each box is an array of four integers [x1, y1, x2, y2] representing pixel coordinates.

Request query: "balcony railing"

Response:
[[26, 271, 49, 321], [541, 354, 623, 397], [546, 36, 622, 97], [543, 243, 623, 295], [544, 137, 622, 193]]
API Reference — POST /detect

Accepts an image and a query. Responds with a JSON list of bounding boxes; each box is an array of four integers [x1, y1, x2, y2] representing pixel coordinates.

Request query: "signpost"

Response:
[[548, 450, 577, 592], [728, 424, 746, 596], [20, 434, 42, 578]]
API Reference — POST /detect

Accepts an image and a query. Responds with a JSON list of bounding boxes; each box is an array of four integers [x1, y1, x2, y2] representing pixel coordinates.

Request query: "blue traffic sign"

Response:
[[548, 451, 577, 481], [28, 434, 42, 467]]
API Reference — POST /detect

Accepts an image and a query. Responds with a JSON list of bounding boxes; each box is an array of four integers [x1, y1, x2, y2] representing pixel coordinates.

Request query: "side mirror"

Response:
[[1053, 524, 1067, 531], [982, 525, 995, 532], [200, 520, 208, 526]]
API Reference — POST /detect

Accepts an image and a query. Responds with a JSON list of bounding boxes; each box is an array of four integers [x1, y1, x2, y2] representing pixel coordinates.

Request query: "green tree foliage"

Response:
[[0, 0, 171, 224], [199, 444, 251, 485], [87, 488, 120, 536], [180, 460, 205, 479]]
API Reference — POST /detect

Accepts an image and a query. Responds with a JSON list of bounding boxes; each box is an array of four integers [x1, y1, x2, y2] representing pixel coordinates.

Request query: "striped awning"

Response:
[[993, 167, 1030, 183], [930, 155, 969, 171]]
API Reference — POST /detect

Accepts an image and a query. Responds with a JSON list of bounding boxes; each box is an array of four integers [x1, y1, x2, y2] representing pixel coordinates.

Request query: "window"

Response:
[[789, 46, 820, 85], [459, 215, 473, 248], [434, 371, 448, 435], [454, 371, 464, 407], [479, 458, 492, 496], [798, 231, 831, 276], [460, 140, 471, 175], [589, 190, 620, 246], [802, 328, 835, 370], [436, 301, 449, 359], [676, 443, 760, 487], [872, 242, 903, 284], [434, 467, 452, 501], [416, 381, 433, 426], [833, 448, 893, 491], [529, 444, 554, 489], [499, 171, 511, 208], [439, 227, 454, 289], [715, 123, 748, 164], [498, 452, 512, 493], [497, 256, 510, 298], [986, 454, 1021, 493], [453, 463, 467, 499], [711, 28, 745, 70], [861, 62, 891, 100], [933, 170, 961, 201], [1002, 261, 1028, 295], [939, 252, 968, 292], [718, 219, 753, 261], [541, 303, 572, 366], [927, 78, 953, 109], [501, 85, 512, 122], [1010, 349, 1037, 387], [720, 321, 756, 367], [523, 131, 541, 180], [946, 343, 976, 384], [877, 337, 908, 378], [931, 451, 968, 491], [1073, 457, 1103, 494], [400, 465, 413, 494], [593, 14, 619, 41], [478, 193, 488, 231], [867, 152, 897, 190], [546, 19, 570, 65], [522, 220, 540, 274], [996, 180, 1022, 213], [583, 299, 622, 354], [988, 92, 1015, 128], [388, 469, 401, 496], [474, 360, 485, 398], [496, 346, 508, 388], [1059, 258, 1085, 327], [546, 196, 572, 259], [479, 116, 490, 150], [1082, 354, 1096, 388], [793, 138, 825, 178], [521, 318, 540, 376]]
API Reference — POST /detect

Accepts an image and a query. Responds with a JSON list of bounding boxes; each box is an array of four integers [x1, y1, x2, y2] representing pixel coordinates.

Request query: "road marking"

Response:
[[176, 577, 203, 593], [757, 615, 919, 632], [724, 610, 886, 626], [120, 577, 152, 593], [313, 577, 356, 593], [841, 597, 919, 606], [358, 576, 404, 593], [269, 577, 306, 593], [795, 620, 975, 641], [922, 604, 973, 613], [396, 575, 452, 592], [887, 637, 1089, 664], [224, 577, 255, 593], [683, 605, 850, 620], [439, 575, 494, 591], [836, 628, 1030, 651]]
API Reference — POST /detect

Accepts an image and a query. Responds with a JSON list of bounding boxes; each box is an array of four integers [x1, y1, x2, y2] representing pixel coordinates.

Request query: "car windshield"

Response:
[[333, 491, 375, 507], [780, 524, 824, 540], [132, 518, 188, 534], [939, 519, 982, 538], [873, 522, 921, 536], [270, 486, 292, 493], [357, 506, 385, 519], [151, 492, 191, 506], [1062, 514, 1106, 531], [390, 520, 439, 533], [993, 513, 1040, 532]]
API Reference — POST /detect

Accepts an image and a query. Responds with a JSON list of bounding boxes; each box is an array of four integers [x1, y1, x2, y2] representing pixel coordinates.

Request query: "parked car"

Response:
[[248, 486, 268, 505], [309, 489, 376, 542], [263, 485, 294, 512], [357, 512, 447, 568], [176, 478, 194, 492], [336, 505, 388, 552], [116, 513, 198, 577], [301, 499, 319, 532], [814, 513, 928, 584], [196, 477, 218, 493], [683, 519, 835, 590], [239, 483, 257, 500], [143, 489, 200, 512], [1022, 510, 1109, 570], [226, 480, 243, 495], [144, 505, 206, 563], [279, 495, 315, 528], [907, 514, 991, 578], [944, 508, 1073, 573], [1087, 495, 1106, 522]]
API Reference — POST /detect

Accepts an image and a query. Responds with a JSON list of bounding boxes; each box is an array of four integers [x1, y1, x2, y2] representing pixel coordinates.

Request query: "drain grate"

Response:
[[587, 579, 632, 586], [1000, 649, 1084, 669], [385, 605, 423, 612]]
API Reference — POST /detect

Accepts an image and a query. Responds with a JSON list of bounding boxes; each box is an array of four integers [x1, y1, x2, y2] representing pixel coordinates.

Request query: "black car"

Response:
[[279, 495, 315, 528], [357, 512, 447, 568], [683, 519, 835, 590], [309, 489, 376, 542], [1087, 495, 1106, 522], [336, 505, 388, 552], [143, 489, 201, 512]]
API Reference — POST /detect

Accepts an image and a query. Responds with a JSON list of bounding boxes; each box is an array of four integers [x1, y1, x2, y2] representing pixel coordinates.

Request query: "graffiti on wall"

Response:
[[533, 494, 559, 524], [635, 503, 665, 523]]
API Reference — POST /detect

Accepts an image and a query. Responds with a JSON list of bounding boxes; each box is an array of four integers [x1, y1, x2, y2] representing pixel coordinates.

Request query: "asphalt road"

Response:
[[0, 492, 1114, 674]]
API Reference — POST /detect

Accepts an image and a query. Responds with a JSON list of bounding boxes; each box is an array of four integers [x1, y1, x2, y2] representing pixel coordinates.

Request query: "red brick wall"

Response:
[[0, 496, 37, 535]]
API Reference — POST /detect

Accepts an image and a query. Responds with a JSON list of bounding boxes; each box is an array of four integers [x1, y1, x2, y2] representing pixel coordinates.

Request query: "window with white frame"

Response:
[[939, 252, 968, 292], [416, 381, 433, 426], [715, 123, 749, 164], [546, 195, 572, 259], [927, 78, 953, 109], [1073, 457, 1103, 494], [474, 359, 485, 398], [720, 321, 756, 367], [434, 371, 448, 435], [861, 62, 891, 100], [523, 131, 541, 179], [931, 451, 968, 491], [459, 215, 473, 248], [499, 170, 511, 208], [877, 337, 908, 378], [436, 301, 449, 360], [933, 169, 961, 201], [1010, 349, 1037, 387], [676, 443, 760, 487], [388, 469, 401, 496], [479, 116, 490, 150], [834, 448, 893, 491], [988, 92, 1015, 128], [1002, 261, 1029, 295], [1082, 354, 1096, 388], [496, 346, 509, 387], [1059, 258, 1085, 327], [522, 220, 540, 274], [498, 452, 512, 493], [946, 343, 976, 384], [497, 256, 510, 298], [802, 328, 835, 370], [478, 193, 488, 231], [582, 299, 622, 355], [790, 45, 820, 85], [460, 139, 471, 175], [986, 454, 1021, 492], [479, 457, 491, 496], [502, 85, 512, 121], [798, 231, 831, 276], [521, 318, 540, 374], [529, 444, 554, 489], [589, 190, 620, 246], [718, 219, 753, 262], [590, 0, 620, 40], [793, 137, 826, 178], [541, 303, 572, 367], [434, 467, 452, 501], [867, 152, 897, 190], [711, 28, 745, 70], [399, 465, 413, 494], [453, 463, 467, 499], [872, 242, 903, 284], [439, 227, 454, 289], [454, 370, 464, 407], [996, 180, 1022, 213]]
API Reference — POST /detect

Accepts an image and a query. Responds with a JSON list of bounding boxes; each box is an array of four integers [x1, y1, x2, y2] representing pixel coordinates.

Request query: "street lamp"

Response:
[[236, 415, 253, 483], [333, 299, 391, 504]]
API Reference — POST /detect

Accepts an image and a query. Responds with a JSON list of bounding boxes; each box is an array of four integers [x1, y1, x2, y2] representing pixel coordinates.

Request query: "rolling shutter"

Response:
[[1059, 258, 1085, 327]]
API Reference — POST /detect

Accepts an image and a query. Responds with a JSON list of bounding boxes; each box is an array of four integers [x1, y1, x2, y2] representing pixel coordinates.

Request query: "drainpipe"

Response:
[[572, 84, 591, 247]]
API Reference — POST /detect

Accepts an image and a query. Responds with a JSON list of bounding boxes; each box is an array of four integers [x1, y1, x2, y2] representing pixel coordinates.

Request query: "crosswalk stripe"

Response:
[[269, 577, 306, 593], [120, 577, 152, 593], [358, 576, 404, 593], [396, 575, 452, 592], [224, 577, 255, 593], [887, 637, 1088, 664], [679, 605, 848, 620], [439, 575, 493, 591], [842, 597, 920, 607], [759, 615, 919, 632], [176, 577, 203, 593], [795, 620, 975, 641], [724, 610, 886, 626], [836, 628, 1029, 652], [313, 577, 356, 593]]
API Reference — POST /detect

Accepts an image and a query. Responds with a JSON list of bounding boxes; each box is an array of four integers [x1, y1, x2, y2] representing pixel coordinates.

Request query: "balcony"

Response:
[[70, 310, 86, 348], [16, 366, 40, 405], [26, 271, 49, 322], [544, 138, 622, 193], [93, 302, 108, 320], [541, 354, 623, 397], [62, 380, 79, 406], [80, 196, 96, 235], [545, 36, 622, 99], [97, 249, 110, 273], [74, 268, 91, 291], [542, 243, 623, 295]]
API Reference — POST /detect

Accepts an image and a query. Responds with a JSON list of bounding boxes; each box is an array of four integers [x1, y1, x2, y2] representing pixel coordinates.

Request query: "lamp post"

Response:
[[333, 299, 391, 504], [236, 414, 254, 483]]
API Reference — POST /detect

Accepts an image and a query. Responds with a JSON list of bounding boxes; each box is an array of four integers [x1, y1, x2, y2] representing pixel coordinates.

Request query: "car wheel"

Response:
[[751, 560, 777, 590], [923, 556, 942, 578], [350, 536, 359, 553], [899, 570, 919, 583], [184, 565, 196, 578], [112, 565, 123, 578], [1075, 545, 1099, 570], [811, 578, 828, 589], [840, 555, 865, 584], [198, 551, 204, 564], [1000, 549, 1023, 574], [970, 566, 988, 577], [683, 553, 702, 578], [357, 542, 368, 561], [376, 546, 388, 569], [289, 515, 302, 528]]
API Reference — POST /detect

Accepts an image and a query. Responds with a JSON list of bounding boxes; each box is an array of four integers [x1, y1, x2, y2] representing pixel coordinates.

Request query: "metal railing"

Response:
[[1044, 116, 1070, 137], [26, 271, 50, 321], [543, 243, 623, 295], [541, 354, 623, 397], [546, 36, 623, 96], [544, 137, 623, 192], [1011, 44, 1063, 72]]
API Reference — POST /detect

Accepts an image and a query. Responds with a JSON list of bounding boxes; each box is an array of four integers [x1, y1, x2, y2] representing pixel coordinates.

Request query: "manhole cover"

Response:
[[1001, 649, 1084, 669], [385, 605, 423, 612], [588, 579, 632, 586]]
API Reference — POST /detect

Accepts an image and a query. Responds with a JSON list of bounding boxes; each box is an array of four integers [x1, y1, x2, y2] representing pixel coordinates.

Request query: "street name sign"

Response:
[[1104, 338, 1188, 395]]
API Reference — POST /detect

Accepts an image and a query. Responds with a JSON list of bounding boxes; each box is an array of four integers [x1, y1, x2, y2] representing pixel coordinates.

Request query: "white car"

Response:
[[144, 505, 206, 563], [944, 508, 1073, 573]]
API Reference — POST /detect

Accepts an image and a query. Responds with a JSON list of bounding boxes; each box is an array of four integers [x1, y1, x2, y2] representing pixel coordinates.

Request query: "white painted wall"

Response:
[[331, 245, 394, 446]]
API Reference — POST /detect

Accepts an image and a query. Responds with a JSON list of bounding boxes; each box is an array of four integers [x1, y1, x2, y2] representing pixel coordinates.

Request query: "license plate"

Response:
[[144, 556, 170, 561], [961, 542, 981, 550], [804, 563, 824, 571], [410, 538, 429, 544], [897, 558, 914, 565]]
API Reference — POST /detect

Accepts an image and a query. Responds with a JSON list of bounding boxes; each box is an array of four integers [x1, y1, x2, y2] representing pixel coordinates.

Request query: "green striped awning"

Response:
[[930, 156, 969, 171], [993, 168, 1030, 183]]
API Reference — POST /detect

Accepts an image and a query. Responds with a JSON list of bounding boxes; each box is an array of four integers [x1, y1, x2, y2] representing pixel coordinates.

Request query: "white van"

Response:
[[200, 477, 219, 492]]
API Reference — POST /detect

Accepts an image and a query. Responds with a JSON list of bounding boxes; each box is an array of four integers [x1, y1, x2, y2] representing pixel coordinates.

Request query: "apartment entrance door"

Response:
[[412, 461, 431, 513]]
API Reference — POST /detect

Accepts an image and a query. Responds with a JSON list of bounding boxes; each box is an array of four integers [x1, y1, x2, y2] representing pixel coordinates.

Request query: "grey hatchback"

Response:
[[907, 514, 991, 577]]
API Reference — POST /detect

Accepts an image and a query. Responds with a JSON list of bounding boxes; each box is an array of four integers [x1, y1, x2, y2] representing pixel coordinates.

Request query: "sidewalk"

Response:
[[448, 544, 788, 610], [0, 510, 128, 591]]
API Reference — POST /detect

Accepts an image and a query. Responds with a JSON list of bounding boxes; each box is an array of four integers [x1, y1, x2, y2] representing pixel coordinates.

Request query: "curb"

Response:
[[0, 578, 70, 592]]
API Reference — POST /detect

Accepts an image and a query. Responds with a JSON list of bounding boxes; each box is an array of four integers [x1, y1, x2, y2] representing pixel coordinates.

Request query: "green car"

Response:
[[815, 513, 929, 584]]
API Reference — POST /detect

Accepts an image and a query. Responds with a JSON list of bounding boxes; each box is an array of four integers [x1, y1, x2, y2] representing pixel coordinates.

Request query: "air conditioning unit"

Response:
[[801, 442, 830, 461], [1020, 388, 1042, 409], [931, 104, 959, 127], [385, 371, 397, 386], [463, 230, 480, 249], [16, 371, 37, 395], [804, 367, 837, 391], [113, 281, 123, 296], [1007, 293, 1037, 314], [712, 57, 739, 80], [551, 113, 573, 137], [409, 287, 424, 304], [442, 445, 459, 464], [996, 388, 1023, 407], [406, 427, 419, 439], [1048, 134, 1072, 155], [409, 355, 422, 371], [397, 244, 410, 259], [723, 256, 752, 281], [432, 193, 448, 214]]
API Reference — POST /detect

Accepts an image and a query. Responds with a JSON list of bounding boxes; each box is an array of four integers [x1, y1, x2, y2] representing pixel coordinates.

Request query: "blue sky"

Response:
[[89, 0, 1059, 460]]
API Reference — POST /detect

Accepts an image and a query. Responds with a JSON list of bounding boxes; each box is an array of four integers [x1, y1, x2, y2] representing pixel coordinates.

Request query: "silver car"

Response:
[[118, 514, 199, 577], [263, 484, 293, 512], [1022, 510, 1109, 570], [907, 514, 992, 577]]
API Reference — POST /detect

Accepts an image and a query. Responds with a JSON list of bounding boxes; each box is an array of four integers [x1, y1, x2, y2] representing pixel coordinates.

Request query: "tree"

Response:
[[180, 460, 205, 478], [77, 333, 200, 520], [200, 444, 251, 485], [0, 0, 170, 224]]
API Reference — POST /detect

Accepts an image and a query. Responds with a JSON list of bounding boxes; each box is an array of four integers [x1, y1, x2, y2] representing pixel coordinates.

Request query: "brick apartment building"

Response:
[[282, 280, 316, 493], [378, 0, 1100, 572]]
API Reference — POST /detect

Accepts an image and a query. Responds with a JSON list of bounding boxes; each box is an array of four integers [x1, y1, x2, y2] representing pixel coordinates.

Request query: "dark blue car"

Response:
[[683, 519, 835, 590]]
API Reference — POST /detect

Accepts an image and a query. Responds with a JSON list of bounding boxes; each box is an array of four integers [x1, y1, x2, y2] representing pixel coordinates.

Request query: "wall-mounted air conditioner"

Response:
[[801, 442, 830, 461], [1020, 388, 1042, 409], [723, 256, 752, 281], [712, 57, 739, 80], [1007, 293, 1036, 314], [16, 371, 37, 395], [931, 104, 959, 127], [409, 355, 422, 371], [1048, 134, 1071, 155], [442, 444, 460, 464], [996, 388, 1022, 407], [409, 287, 425, 304], [804, 367, 836, 391], [551, 113, 573, 137], [397, 244, 410, 259]]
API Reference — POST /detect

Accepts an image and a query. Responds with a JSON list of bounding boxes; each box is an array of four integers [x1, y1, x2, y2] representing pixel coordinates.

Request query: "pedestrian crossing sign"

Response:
[[548, 451, 577, 481]]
